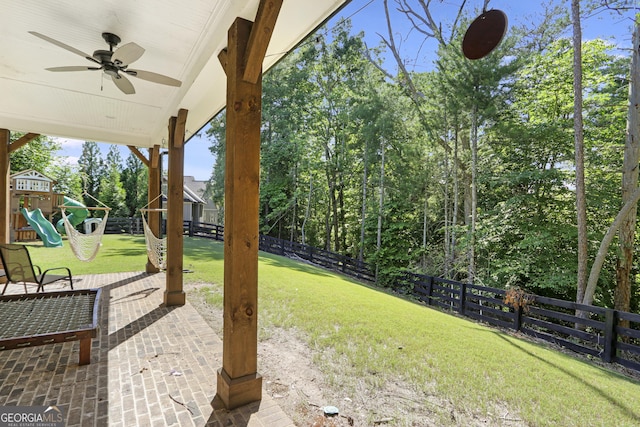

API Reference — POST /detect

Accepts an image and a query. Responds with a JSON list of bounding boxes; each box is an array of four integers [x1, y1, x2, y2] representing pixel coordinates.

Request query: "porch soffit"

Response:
[[0, 0, 348, 148]]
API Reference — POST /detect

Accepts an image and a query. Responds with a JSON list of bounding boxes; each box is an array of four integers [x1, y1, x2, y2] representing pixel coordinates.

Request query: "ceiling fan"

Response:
[[29, 31, 182, 95]]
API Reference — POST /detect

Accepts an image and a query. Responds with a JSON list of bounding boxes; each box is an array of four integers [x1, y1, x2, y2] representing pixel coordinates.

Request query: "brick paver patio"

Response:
[[0, 272, 294, 426]]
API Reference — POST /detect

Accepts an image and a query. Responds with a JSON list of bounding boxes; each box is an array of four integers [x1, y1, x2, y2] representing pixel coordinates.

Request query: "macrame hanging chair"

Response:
[[140, 194, 166, 270], [60, 193, 110, 262]]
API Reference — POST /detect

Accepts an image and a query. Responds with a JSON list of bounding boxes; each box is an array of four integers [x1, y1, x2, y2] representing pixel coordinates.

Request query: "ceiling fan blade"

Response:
[[126, 69, 182, 87], [46, 66, 102, 72], [111, 74, 135, 95], [29, 31, 100, 65], [112, 42, 145, 66]]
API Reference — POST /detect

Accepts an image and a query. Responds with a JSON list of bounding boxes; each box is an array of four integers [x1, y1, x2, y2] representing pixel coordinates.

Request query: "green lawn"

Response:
[[25, 234, 640, 426]]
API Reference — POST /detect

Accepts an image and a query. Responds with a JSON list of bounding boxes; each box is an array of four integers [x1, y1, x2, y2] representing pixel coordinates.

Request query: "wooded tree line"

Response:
[[205, 0, 639, 313]]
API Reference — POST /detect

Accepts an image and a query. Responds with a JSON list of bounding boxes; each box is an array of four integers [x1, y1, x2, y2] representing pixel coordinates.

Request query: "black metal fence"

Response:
[[400, 272, 640, 373], [103, 217, 144, 235], [124, 219, 640, 374], [187, 221, 376, 282]]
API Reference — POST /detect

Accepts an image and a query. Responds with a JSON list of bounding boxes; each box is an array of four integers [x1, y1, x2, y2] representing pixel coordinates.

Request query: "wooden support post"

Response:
[[215, 17, 263, 410], [165, 114, 187, 306], [146, 145, 162, 274], [79, 338, 91, 366], [0, 129, 9, 244]]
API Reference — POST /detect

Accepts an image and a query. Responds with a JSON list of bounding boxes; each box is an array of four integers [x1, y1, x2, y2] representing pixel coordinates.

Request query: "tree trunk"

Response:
[[585, 188, 640, 306], [461, 128, 471, 283], [339, 136, 347, 254], [443, 150, 450, 278], [290, 155, 298, 242], [359, 141, 368, 262], [422, 190, 428, 271], [376, 138, 385, 281], [615, 22, 640, 322], [301, 176, 313, 245], [324, 142, 336, 251], [468, 104, 478, 283], [451, 126, 460, 279], [331, 181, 339, 252], [572, 0, 589, 310]]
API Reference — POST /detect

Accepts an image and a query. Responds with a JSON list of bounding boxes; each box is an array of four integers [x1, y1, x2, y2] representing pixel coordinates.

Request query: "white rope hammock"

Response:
[[141, 212, 166, 270], [61, 208, 109, 262]]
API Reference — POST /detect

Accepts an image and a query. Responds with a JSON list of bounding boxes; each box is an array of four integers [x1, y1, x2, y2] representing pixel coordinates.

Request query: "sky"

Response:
[[54, 0, 638, 181]]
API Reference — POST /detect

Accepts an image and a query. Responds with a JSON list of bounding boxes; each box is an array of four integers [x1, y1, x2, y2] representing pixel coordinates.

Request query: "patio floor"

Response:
[[0, 272, 295, 427]]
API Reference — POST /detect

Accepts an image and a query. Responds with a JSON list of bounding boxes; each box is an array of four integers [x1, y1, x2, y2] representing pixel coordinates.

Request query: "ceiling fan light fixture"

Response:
[[30, 30, 182, 95], [103, 64, 119, 78]]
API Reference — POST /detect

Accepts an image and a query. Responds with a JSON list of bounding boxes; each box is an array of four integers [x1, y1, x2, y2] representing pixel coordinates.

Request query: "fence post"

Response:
[[458, 282, 467, 314], [426, 276, 433, 306], [603, 309, 618, 363], [514, 305, 523, 332]]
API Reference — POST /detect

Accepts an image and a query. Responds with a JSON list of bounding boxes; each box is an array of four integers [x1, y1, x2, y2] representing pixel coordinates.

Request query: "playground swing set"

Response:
[[9, 169, 110, 262]]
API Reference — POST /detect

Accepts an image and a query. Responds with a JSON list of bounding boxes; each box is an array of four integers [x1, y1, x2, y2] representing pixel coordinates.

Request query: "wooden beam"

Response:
[[9, 133, 39, 153], [218, 49, 229, 75], [243, 0, 283, 84], [165, 114, 186, 307], [173, 109, 188, 148], [146, 145, 161, 274], [150, 145, 160, 169], [216, 17, 263, 410], [127, 145, 149, 167], [0, 130, 9, 244]]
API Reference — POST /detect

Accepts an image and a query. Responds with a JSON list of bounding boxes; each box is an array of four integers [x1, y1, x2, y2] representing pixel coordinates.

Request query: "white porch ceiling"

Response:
[[0, 0, 348, 148]]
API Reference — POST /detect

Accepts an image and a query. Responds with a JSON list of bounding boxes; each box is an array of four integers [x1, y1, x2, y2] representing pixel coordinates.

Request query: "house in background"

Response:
[[183, 176, 219, 224], [161, 176, 218, 224], [181, 179, 206, 224]]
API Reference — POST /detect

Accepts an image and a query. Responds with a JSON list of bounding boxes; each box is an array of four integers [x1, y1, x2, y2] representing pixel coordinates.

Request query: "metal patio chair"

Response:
[[0, 243, 73, 294]]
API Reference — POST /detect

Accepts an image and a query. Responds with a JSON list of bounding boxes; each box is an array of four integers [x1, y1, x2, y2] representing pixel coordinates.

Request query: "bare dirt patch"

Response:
[[186, 283, 525, 426]]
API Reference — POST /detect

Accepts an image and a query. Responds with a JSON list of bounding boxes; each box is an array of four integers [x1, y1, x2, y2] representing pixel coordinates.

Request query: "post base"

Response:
[[215, 368, 262, 410], [145, 262, 160, 274], [163, 290, 186, 306]]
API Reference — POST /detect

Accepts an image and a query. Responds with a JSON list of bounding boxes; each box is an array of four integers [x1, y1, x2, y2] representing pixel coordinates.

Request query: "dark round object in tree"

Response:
[[462, 9, 508, 60]]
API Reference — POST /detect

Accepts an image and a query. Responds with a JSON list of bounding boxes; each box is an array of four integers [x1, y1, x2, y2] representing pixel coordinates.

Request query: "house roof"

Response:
[[0, 1, 348, 148], [182, 184, 206, 204]]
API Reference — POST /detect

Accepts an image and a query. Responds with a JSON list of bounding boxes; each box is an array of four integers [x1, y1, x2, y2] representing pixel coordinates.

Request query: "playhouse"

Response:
[[9, 170, 64, 244]]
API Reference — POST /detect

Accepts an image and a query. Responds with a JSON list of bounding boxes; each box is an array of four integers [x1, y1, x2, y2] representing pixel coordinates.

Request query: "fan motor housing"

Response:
[[93, 49, 113, 63]]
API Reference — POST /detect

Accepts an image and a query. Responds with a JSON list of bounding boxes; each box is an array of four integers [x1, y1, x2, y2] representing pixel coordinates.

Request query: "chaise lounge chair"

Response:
[[0, 243, 73, 294]]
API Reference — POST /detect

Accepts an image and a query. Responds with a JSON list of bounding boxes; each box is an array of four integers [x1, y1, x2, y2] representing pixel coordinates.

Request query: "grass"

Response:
[[26, 234, 640, 426]]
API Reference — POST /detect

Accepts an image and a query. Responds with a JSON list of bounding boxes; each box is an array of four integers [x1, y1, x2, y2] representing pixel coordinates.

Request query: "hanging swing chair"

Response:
[[59, 192, 111, 262], [140, 194, 166, 270]]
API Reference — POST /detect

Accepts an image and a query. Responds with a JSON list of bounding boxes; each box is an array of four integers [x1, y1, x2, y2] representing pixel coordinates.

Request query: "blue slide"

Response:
[[20, 208, 63, 248]]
